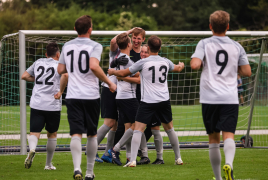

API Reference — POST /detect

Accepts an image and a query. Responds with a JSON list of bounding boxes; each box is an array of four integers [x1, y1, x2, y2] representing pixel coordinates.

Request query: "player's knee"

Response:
[[47, 132, 57, 138], [104, 118, 116, 128]]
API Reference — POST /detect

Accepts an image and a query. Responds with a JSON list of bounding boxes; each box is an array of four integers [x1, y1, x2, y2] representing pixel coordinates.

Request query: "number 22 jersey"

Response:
[[191, 36, 249, 104], [26, 58, 61, 111]]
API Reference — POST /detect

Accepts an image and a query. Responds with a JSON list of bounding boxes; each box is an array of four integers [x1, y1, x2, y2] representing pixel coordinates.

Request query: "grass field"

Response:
[[0, 148, 267, 180]]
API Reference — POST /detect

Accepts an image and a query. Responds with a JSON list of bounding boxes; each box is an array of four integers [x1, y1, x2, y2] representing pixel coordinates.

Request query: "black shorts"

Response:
[[30, 108, 60, 133], [148, 116, 161, 127], [66, 99, 100, 136], [135, 100, 172, 125], [202, 104, 239, 134], [101, 86, 118, 120], [116, 98, 139, 124]]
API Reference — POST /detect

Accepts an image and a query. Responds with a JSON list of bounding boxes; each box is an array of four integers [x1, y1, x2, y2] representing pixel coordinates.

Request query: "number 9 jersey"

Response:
[[26, 58, 61, 111], [191, 36, 249, 104]]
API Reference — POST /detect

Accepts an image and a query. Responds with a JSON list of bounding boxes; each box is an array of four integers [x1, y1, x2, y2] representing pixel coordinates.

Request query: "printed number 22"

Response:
[[216, 50, 228, 75]]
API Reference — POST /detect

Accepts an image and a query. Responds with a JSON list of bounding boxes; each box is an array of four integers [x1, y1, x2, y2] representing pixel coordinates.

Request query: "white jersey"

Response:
[[101, 48, 120, 88], [26, 58, 61, 111], [129, 55, 174, 103], [59, 37, 103, 100], [116, 53, 137, 99], [191, 36, 249, 104]]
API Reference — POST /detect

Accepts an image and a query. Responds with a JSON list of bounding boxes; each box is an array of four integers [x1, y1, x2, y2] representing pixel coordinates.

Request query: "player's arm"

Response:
[[90, 58, 116, 92], [238, 64, 251, 77], [57, 64, 67, 75], [21, 71, 35, 82], [190, 58, 202, 70], [172, 62, 185, 72], [117, 73, 140, 84], [54, 73, 68, 99]]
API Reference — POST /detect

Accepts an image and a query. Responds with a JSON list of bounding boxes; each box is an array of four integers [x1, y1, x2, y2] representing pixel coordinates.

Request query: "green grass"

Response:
[[0, 148, 267, 180]]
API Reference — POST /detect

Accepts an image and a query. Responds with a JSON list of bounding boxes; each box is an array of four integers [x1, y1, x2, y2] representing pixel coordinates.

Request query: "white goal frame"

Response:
[[17, 30, 268, 155]]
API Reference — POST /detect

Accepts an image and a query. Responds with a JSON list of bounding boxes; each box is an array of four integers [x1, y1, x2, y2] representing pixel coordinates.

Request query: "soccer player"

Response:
[[108, 35, 185, 167], [21, 42, 68, 170], [108, 32, 140, 166], [237, 74, 244, 105], [57, 15, 116, 180], [190, 10, 251, 180]]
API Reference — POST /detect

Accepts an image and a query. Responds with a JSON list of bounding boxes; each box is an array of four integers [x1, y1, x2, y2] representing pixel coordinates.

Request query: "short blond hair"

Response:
[[209, 10, 230, 34]]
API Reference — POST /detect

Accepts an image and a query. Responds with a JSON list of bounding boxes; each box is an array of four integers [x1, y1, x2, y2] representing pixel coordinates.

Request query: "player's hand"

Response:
[[110, 55, 129, 68], [109, 82, 117, 93], [108, 69, 115, 76], [178, 62, 185, 69], [54, 92, 63, 99], [127, 27, 142, 35], [117, 77, 123, 81]]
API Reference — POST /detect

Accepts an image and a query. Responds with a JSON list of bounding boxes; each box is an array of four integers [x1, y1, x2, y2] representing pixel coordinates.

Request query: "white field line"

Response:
[[1, 130, 268, 140]]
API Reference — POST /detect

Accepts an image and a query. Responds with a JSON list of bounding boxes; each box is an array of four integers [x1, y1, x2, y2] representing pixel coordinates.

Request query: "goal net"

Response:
[[0, 31, 267, 154]]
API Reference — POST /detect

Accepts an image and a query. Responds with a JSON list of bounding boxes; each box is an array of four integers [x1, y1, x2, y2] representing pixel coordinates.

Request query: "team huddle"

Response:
[[21, 10, 251, 180]]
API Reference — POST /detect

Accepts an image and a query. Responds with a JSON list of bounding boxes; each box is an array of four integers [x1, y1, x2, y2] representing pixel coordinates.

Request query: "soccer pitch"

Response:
[[0, 148, 267, 180]]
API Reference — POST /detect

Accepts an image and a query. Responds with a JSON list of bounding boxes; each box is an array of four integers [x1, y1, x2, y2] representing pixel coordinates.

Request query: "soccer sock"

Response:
[[113, 128, 133, 152], [140, 133, 148, 158], [126, 139, 132, 160], [70, 136, 82, 172], [130, 130, 143, 162], [86, 137, 98, 176], [152, 129, 163, 160], [209, 143, 222, 180], [224, 138, 236, 169], [45, 138, 57, 167], [144, 127, 153, 141], [28, 135, 38, 151], [104, 130, 116, 156], [166, 128, 181, 159], [97, 124, 111, 145]]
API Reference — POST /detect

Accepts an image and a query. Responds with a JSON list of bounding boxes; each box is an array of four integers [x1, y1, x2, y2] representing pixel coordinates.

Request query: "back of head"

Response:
[[209, 10, 230, 34], [132, 28, 146, 39], [147, 36, 161, 53], [46, 42, 59, 58], [116, 33, 130, 50], [75, 15, 92, 35]]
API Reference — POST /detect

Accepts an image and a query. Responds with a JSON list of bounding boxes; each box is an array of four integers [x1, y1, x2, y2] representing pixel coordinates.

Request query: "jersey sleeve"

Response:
[[168, 60, 175, 71], [26, 62, 36, 76], [91, 43, 103, 61], [191, 40, 205, 61], [129, 60, 144, 74], [109, 48, 119, 59], [238, 46, 249, 66], [59, 46, 66, 65]]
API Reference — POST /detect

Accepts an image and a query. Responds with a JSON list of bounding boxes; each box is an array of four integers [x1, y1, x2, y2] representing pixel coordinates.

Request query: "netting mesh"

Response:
[[0, 33, 267, 153]]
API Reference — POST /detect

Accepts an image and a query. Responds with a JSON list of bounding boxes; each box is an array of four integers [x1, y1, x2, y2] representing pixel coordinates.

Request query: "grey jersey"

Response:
[[59, 37, 103, 100], [129, 55, 174, 103], [26, 58, 61, 111], [102, 48, 120, 88], [116, 53, 136, 99], [191, 36, 249, 104]]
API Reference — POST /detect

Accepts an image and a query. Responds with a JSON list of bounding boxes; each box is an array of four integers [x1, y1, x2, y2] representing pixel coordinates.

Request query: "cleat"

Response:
[[108, 148, 122, 166], [152, 159, 165, 165], [137, 150, 143, 158], [95, 153, 103, 163], [125, 158, 130, 165], [223, 164, 234, 180], [85, 174, 95, 180], [73, 170, 83, 180], [44, 164, 56, 170], [101, 154, 112, 163], [137, 157, 150, 165], [123, 161, 136, 167], [24, 149, 35, 169], [175, 158, 183, 165]]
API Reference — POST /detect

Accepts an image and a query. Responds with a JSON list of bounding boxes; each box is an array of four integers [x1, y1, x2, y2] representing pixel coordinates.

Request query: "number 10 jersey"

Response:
[[191, 36, 249, 104], [26, 58, 61, 111]]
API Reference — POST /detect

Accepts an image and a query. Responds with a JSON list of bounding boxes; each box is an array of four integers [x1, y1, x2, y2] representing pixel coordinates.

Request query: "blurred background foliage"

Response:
[[0, 0, 268, 38]]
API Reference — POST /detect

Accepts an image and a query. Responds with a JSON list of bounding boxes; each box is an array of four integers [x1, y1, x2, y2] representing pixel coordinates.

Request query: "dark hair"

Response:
[[132, 28, 146, 39], [75, 15, 92, 35], [46, 42, 59, 57], [147, 35, 161, 53], [116, 33, 130, 50], [209, 10, 230, 34]]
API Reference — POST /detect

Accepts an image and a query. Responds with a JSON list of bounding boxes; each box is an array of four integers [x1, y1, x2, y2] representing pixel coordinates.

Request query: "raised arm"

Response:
[[21, 71, 35, 82], [172, 62, 185, 72], [54, 73, 68, 99], [190, 58, 202, 70], [238, 64, 251, 77]]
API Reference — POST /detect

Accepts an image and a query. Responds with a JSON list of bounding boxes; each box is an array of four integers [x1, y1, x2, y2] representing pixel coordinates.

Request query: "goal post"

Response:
[[0, 30, 268, 155]]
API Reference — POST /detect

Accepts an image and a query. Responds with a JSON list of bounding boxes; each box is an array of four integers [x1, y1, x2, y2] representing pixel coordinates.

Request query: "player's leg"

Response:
[[25, 108, 44, 169], [101, 122, 117, 163], [151, 126, 164, 164], [240, 93, 244, 105], [220, 104, 238, 180], [44, 110, 60, 170]]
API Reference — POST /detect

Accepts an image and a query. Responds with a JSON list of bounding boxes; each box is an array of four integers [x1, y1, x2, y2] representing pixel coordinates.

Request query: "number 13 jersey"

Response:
[[191, 36, 249, 104], [26, 58, 61, 111], [59, 37, 103, 100]]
